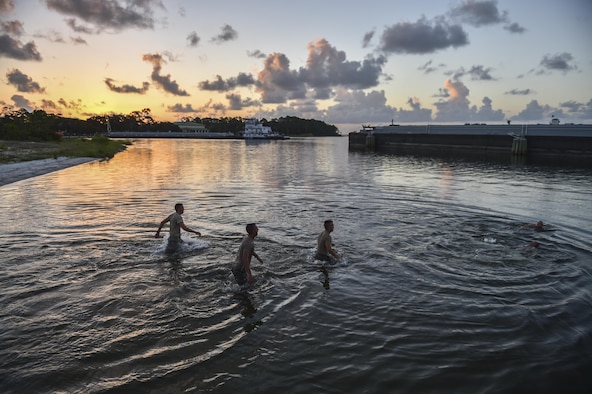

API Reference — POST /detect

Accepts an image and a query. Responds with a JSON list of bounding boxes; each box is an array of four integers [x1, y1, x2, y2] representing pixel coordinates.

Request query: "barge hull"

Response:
[[349, 124, 592, 166]]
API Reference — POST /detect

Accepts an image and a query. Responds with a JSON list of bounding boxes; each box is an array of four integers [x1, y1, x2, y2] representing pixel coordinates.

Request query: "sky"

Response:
[[1, 0, 591, 133]]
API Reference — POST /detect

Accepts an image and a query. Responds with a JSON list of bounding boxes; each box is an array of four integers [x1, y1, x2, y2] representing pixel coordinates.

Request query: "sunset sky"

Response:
[[1, 0, 591, 132]]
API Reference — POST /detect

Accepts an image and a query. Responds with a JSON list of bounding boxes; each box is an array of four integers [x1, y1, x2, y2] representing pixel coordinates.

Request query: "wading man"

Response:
[[232, 223, 264, 287], [315, 219, 340, 264], [155, 203, 201, 252]]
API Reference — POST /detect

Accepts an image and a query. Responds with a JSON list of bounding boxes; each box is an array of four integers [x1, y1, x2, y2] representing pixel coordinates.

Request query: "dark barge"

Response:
[[349, 122, 592, 166]]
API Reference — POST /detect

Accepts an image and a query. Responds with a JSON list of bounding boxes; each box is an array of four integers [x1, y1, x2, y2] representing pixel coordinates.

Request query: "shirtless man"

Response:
[[232, 223, 264, 286], [315, 220, 340, 263]]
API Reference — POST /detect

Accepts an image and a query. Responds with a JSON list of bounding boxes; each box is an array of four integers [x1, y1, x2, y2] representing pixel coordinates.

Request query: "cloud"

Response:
[[198, 72, 256, 92], [187, 31, 199, 47], [1, 20, 23, 35], [0, 34, 42, 60], [35, 29, 66, 43], [226, 93, 260, 110], [57, 97, 85, 113], [104, 78, 149, 94], [206, 39, 387, 106], [326, 91, 433, 125], [0, 0, 14, 15], [11, 94, 33, 110], [142, 53, 189, 96], [513, 99, 554, 121], [161, 50, 179, 62], [467, 65, 495, 80], [579, 100, 592, 121], [198, 75, 227, 91], [256, 52, 306, 103], [434, 79, 504, 122], [181, 98, 229, 117], [504, 22, 526, 33], [301, 39, 386, 91], [505, 88, 533, 95], [6, 69, 46, 93], [65, 17, 94, 34], [323, 88, 396, 124], [44, 0, 162, 32], [167, 103, 198, 113], [474, 96, 505, 121], [254, 99, 321, 122], [71, 36, 87, 45], [362, 29, 375, 48], [539, 52, 577, 73], [247, 49, 266, 59], [418, 60, 445, 74], [449, 0, 509, 27], [569, 99, 592, 121], [40, 98, 59, 111], [559, 100, 585, 114], [396, 97, 433, 123], [447, 65, 495, 80], [379, 17, 468, 54], [211, 24, 237, 44]]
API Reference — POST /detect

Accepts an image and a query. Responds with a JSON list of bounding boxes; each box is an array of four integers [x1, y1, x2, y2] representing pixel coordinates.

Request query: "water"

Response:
[[1, 138, 591, 393]]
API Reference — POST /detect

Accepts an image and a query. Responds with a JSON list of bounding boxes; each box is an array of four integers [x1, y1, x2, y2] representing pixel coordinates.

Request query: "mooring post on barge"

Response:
[[511, 136, 527, 156], [361, 125, 376, 150], [510, 124, 528, 156]]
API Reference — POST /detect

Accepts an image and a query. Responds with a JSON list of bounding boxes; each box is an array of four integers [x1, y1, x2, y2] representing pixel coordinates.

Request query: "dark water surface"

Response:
[[1, 138, 591, 393]]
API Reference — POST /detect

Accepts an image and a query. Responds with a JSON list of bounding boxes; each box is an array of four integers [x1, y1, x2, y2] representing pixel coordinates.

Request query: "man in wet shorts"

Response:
[[155, 203, 201, 252], [315, 219, 340, 264], [232, 223, 264, 286]]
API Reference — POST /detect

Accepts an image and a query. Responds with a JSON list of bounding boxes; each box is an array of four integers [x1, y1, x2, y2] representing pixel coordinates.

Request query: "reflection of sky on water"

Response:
[[1, 137, 591, 393]]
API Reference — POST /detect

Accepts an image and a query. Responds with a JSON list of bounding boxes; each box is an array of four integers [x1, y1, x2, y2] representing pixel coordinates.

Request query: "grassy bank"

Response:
[[0, 136, 130, 164]]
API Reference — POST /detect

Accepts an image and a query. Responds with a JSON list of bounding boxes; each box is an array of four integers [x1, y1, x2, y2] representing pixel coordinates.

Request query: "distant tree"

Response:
[[131, 108, 155, 126], [266, 116, 339, 136], [201, 116, 243, 134], [0, 109, 339, 140], [0, 109, 60, 141]]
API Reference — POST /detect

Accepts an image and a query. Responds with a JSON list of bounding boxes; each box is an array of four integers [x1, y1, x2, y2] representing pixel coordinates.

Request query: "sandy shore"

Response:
[[0, 157, 97, 187]]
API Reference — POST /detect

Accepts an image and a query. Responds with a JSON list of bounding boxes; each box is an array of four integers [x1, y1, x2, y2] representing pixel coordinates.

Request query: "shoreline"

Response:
[[0, 157, 97, 187]]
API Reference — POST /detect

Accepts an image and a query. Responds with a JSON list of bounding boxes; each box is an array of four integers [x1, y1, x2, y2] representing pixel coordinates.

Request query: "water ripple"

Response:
[[1, 138, 591, 393]]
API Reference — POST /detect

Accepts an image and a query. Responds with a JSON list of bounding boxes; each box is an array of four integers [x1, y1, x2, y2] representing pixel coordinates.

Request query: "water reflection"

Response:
[[233, 291, 262, 332], [320, 266, 330, 289], [1, 137, 591, 393]]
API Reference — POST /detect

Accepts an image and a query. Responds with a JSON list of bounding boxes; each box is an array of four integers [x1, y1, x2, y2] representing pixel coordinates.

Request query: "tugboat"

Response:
[[241, 118, 287, 140]]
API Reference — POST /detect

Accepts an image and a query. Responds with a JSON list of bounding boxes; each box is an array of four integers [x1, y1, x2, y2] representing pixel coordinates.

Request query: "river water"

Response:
[[1, 137, 591, 393]]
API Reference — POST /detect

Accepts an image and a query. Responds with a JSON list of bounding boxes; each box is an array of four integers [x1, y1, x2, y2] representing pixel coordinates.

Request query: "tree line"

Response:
[[0, 108, 340, 141]]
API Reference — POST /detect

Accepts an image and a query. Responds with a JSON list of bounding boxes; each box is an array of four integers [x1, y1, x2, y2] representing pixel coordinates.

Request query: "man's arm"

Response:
[[325, 240, 339, 259], [180, 222, 201, 236], [252, 250, 264, 263], [155, 217, 169, 238]]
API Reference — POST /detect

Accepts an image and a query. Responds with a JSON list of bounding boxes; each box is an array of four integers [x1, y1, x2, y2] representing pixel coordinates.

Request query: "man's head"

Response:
[[324, 220, 334, 231], [175, 203, 184, 213], [246, 223, 258, 237]]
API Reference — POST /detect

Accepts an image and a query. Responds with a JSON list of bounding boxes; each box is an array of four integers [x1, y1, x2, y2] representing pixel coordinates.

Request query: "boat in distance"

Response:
[[241, 117, 288, 140], [107, 119, 289, 140]]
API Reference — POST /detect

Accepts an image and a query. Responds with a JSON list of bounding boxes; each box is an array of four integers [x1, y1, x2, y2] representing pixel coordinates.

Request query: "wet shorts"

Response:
[[315, 253, 331, 262], [315, 253, 336, 265], [232, 264, 247, 286], [166, 236, 182, 253]]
